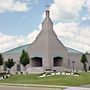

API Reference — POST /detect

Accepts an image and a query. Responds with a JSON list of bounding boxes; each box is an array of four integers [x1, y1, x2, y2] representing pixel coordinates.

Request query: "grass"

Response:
[[0, 72, 90, 86]]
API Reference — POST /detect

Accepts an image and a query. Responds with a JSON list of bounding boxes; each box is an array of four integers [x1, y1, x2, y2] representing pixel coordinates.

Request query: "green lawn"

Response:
[[0, 72, 90, 86]]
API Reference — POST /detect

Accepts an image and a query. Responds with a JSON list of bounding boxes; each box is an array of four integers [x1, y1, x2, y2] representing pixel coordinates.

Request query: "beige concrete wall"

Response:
[[3, 54, 27, 73], [27, 10, 68, 72], [68, 53, 83, 70], [86, 54, 90, 70]]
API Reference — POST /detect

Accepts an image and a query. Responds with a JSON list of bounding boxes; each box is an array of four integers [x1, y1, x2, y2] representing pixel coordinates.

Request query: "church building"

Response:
[[2, 9, 90, 73]]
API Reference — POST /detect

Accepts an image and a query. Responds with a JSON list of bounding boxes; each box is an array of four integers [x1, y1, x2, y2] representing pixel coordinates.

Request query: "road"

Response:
[[0, 85, 90, 90], [81, 85, 90, 88], [0, 85, 61, 90]]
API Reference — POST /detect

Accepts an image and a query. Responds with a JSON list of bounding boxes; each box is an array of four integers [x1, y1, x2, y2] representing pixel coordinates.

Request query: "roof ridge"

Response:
[[3, 44, 83, 55], [3, 44, 30, 54]]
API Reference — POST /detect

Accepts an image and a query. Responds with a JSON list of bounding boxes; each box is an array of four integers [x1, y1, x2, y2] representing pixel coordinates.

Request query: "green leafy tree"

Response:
[[5, 58, 15, 73], [81, 54, 88, 72], [20, 50, 30, 71], [0, 53, 3, 72]]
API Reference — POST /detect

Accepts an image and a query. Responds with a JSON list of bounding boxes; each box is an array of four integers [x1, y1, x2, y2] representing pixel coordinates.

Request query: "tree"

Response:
[[20, 50, 30, 72], [0, 53, 3, 72], [81, 54, 88, 72], [5, 58, 15, 73]]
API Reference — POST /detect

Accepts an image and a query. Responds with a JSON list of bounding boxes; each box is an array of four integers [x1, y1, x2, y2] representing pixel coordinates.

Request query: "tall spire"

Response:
[[45, 0, 50, 18], [46, 9, 50, 18], [45, 0, 50, 10], [42, 0, 53, 30]]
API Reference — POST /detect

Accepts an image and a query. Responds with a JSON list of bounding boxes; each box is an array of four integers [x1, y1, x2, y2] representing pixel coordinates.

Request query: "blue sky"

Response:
[[0, 0, 53, 35], [0, 0, 90, 53]]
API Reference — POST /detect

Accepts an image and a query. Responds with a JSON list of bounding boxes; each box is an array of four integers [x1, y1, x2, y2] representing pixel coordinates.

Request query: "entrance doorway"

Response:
[[31, 57, 42, 67], [53, 57, 63, 66], [17, 64, 21, 71]]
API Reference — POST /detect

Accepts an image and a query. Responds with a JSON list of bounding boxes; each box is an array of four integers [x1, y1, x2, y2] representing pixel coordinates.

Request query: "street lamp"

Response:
[[72, 61, 75, 73]]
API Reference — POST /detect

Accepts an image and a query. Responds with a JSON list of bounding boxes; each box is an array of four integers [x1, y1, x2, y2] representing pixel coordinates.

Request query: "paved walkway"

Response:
[[0, 83, 67, 88], [0, 85, 61, 90], [0, 83, 90, 90], [64, 87, 90, 90], [81, 84, 90, 88]]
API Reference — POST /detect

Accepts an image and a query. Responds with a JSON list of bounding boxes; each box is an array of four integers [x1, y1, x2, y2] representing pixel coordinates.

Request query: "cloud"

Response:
[[86, 0, 90, 13], [0, 0, 38, 13], [54, 22, 90, 52], [28, 30, 40, 43], [43, 0, 90, 52], [0, 0, 90, 53], [0, 30, 39, 53], [49, 0, 85, 21], [0, 22, 90, 53]]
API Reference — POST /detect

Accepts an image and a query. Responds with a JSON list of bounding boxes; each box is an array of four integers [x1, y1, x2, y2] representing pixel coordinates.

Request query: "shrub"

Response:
[[21, 72, 23, 74], [53, 70, 56, 73], [74, 72, 80, 75], [0, 72, 8, 76], [6, 76, 8, 78], [26, 72, 28, 74], [16, 72, 18, 74], [46, 72, 52, 75], [39, 72, 46, 76]]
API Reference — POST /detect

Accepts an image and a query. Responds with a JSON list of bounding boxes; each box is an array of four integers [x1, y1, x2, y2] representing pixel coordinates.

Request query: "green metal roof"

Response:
[[3, 44, 29, 55], [66, 47, 83, 54], [3, 44, 83, 55]]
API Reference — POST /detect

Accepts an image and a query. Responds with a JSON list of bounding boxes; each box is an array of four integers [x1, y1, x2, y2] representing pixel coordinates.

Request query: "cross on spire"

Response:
[[45, 0, 50, 10]]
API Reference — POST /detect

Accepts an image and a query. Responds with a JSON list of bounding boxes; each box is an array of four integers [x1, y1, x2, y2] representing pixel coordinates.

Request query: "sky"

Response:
[[0, 0, 90, 53]]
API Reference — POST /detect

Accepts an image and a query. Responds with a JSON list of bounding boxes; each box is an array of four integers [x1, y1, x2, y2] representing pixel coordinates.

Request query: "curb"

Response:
[[0, 83, 68, 89]]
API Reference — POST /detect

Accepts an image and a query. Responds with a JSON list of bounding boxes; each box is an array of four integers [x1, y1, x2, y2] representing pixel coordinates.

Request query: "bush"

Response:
[[46, 72, 52, 76], [16, 72, 18, 74], [6, 76, 8, 78], [21, 72, 23, 74], [39, 72, 46, 76], [26, 72, 28, 74], [74, 72, 80, 75], [0, 72, 8, 76], [65, 71, 71, 73], [53, 70, 56, 73]]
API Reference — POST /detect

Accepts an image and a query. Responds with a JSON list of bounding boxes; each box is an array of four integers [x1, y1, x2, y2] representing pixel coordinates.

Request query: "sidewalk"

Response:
[[0, 83, 68, 89], [0, 83, 90, 90], [64, 87, 90, 90]]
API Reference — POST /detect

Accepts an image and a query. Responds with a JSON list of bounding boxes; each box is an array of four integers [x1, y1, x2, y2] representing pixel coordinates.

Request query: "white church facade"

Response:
[[2, 10, 90, 73]]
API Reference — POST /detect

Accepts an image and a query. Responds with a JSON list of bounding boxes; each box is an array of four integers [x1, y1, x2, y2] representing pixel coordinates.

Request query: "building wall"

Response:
[[27, 17, 68, 72], [86, 54, 90, 70], [3, 53, 44, 73], [3, 54, 24, 73], [2, 52, 90, 73], [68, 53, 90, 71], [26, 10, 68, 72]]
